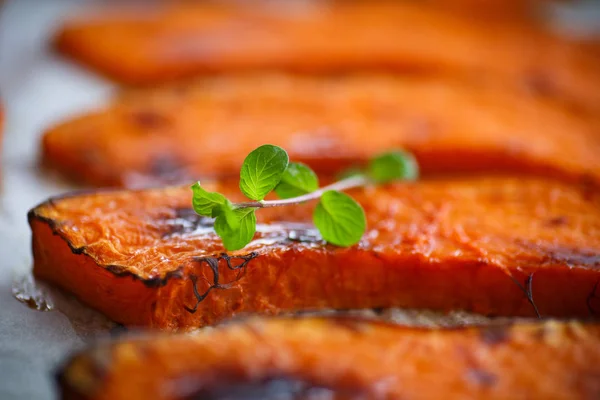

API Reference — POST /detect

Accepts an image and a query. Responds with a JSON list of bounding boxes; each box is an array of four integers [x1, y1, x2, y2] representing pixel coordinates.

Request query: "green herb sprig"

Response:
[[192, 145, 418, 251]]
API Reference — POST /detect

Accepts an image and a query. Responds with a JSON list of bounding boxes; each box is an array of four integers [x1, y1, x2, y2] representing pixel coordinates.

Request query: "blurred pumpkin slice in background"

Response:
[[53, 0, 600, 110], [41, 74, 600, 188], [57, 316, 600, 400]]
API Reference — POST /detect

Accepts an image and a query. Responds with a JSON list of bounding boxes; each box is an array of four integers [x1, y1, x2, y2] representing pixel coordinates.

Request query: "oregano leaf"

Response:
[[194, 145, 418, 252], [214, 208, 257, 251], [313, 190, 366, 247], [239, 144, 289, 201], [275, 162, 319, 199], [211, 201, 240, 231], [191, 182, 229, 217], [337, 166, 365, 181], [367, 150, 419, 183]]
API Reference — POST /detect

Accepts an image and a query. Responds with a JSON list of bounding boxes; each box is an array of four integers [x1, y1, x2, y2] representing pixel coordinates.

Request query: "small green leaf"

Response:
[[211, 201, 240, 231], [336, 166, 365, 181], [275, 162, 319, 199], [240, 144, 289, 201], [367, 151, 419, 183], [191, 181, 229, 217], [313, 190, 366, 247], [214, 208, 257, 251]]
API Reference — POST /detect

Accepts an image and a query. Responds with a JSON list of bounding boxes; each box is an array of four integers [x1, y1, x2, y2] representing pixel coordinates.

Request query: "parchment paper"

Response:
[[0, 1, 598, 399]]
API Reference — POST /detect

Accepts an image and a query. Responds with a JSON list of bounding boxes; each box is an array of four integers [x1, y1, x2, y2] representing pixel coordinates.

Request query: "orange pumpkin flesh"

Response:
[[30, 177, 600, 331], [57, 316, 600, 400], [53, 1, 600, 111], [42, 75, 600, 188]]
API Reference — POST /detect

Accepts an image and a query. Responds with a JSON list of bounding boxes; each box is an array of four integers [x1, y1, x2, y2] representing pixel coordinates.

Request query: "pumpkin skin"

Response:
[[29, 177, 600, 331], [57, 316, 600, 400], [41, 74, 600, 188]]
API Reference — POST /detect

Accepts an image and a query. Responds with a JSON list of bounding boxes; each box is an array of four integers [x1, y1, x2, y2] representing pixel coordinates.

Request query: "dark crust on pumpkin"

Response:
[[28, 187, 187, 288]]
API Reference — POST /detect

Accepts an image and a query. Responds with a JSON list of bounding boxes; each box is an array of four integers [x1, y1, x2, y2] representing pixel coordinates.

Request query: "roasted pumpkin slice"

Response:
[[30, 177, 600, 330], [58, 316, 600, 400], [42, 75, 600, 188], [54, 1, 600, 108]]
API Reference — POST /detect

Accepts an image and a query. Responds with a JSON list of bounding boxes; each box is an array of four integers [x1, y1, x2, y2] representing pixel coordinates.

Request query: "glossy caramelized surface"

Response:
[[30, 177, 600, 329], [42, 75, 600, 187], [58, 316, 600, 400], [54, 1, 600, 110]]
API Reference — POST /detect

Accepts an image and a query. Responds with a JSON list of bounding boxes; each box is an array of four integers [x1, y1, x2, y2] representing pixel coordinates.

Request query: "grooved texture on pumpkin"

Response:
[[41, 75, 600, 188], [57, 317, 600, 400], [30, 177, 600, 330]]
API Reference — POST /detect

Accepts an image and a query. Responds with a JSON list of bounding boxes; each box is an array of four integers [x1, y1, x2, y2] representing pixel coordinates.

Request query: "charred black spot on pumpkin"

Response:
[[542, 247, 600, 270], [162, 208, 215, 238], [523, 71, 556, 97], [109, 324, 128, 338], [176, 208, 200, 220], [516, 239, 600, 270], [465, 368, 497, 387], [178, 376, 357, 400], [480, 325, 510, 346], [545, 216, 569, 227], [148, 156, 189, 183], [587, 280, 600, 317], [130, 110, 170, 130], [330, 317, 371, 333], [184, 252, 259, 313], [104, 263, 184, 288], [534, 325, 548, 341], [56, 345, 115, 399], [371, 307, 386, 315]]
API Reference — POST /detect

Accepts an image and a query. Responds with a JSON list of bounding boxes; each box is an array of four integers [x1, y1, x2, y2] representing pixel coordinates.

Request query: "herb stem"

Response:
[[233, 174, 369, 209]]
